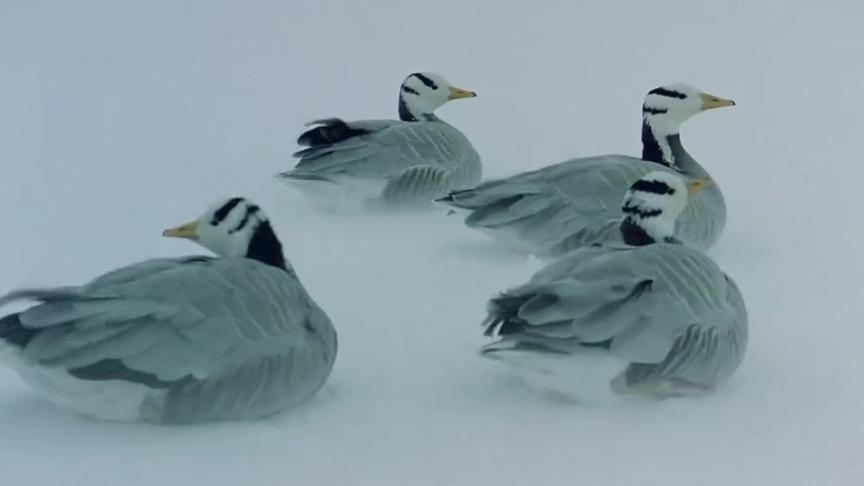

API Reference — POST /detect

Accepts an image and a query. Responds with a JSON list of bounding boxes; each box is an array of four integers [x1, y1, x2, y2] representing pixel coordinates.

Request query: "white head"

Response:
[[620, 171, 711, 245], [641, 83, 735, 165], [162, 197, 287, 269], [642, 83, 735, 135], [398, 72, 476, 121]]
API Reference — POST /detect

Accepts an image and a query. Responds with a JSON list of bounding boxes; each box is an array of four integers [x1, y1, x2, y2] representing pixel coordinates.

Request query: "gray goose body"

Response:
[[0, 198, 337, 423], [280, 72, 481, 208], [481, 172, 747, 402], [441, 84, 734, 257]]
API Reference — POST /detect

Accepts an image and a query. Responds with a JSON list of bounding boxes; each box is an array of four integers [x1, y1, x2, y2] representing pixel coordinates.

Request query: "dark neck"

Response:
[[246, 222, 288, 270], [641, 119, 674, 167], [398, 96, 418, 122], [620, 217, 656, 246], [397, 95, 437, 122], [641, 120, 706, 175], [666, 134, 706, 176]]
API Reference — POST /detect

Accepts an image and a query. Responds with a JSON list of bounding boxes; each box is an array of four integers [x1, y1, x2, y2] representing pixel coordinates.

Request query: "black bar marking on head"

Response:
[[401, 86, 420, 95], [648, 87, 687, 99], [631, 179, 676, 195], [642, 106, 668, 115], [622, 202, 663, 218], [230, 204, 260, 234], [211, 197, 244, 226], [411, 73, 438, 90]]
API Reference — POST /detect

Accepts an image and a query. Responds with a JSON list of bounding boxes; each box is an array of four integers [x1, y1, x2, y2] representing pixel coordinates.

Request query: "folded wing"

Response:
[[484, 244, 747, 389]]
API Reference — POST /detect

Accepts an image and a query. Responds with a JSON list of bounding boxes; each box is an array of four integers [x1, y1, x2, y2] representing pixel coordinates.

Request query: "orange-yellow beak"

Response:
[[687, 178, 712, 196], [699, 92, 736, 110], [162, 220, 199, 240], [448, 86, 477, 100]]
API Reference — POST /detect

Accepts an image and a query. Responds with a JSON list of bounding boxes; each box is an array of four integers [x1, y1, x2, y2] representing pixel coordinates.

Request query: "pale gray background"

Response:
[[0, 1, 861, 485]]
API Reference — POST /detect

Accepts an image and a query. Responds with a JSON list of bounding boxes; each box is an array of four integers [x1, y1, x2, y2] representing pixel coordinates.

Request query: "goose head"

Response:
[[619, 171, 711, 246], [641, 83, 735, 166], [163, 197, 287, 270], [398, 72, 476, 121]]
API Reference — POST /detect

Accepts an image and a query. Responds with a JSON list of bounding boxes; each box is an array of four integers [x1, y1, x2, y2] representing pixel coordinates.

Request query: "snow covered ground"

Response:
[[1, 1, 862, 484]]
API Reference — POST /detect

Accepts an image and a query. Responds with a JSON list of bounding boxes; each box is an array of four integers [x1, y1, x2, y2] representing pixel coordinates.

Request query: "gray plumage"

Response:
[[480, 171, 747, 401], [284, 117, 481, 205], [444, 141, 724, 257], [0, 198, 337, 423], [440, 83, 734, 257], [483, 243, 747, 397], [279, 72, 482, 208]]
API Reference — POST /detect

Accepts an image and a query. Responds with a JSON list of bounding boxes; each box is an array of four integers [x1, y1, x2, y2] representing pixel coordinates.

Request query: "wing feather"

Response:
[[284, 119, 480, 191], [443, 155, 724, 254], [1, 257, 325, 381], [486, 244, 747, 387]]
